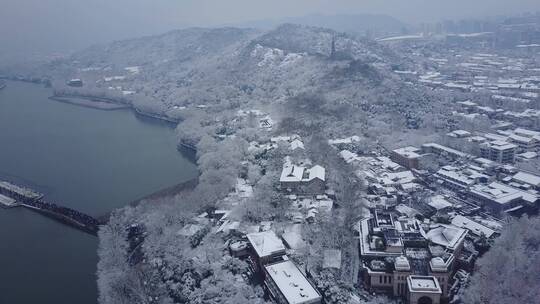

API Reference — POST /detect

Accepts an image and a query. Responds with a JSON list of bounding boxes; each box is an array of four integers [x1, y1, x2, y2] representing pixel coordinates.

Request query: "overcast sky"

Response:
[[1, 0, 539, 61]]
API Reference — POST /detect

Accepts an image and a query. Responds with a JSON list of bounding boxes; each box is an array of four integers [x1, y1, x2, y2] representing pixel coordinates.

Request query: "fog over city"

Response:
[[1, 1, 540, 304], [1, 0, 539, 61]]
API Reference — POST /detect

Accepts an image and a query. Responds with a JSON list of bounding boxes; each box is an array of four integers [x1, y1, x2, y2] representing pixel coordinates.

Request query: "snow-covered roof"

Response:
[[488, 140, 517, 151], [470, 182, 538, 205], [430, 257, 448, 272], [271, 135, 292, 142], [394, 256, 411, 271], [514, 128, 540, 138], [451, 215, 496, 238], [282, 228, 306, 250], [307, 165, 325, 181], [509, 134, 534, 144], [339, 150, 358, 163], [457, 100, 477, 107], [395, 204, 421, 217], [512, 171, 540, 187], [280, 166, 305, 183], [426, 224, 467, 251], [265, 260, 321, 304], [235, 178, 253, 198], [422, 143, 470, 159], [435, 166, 486, 186], [290, 139, 305, 150], [328, 135, 360, 145], [428, 195, 453, 210], [379, 170, 416, 186], [407, 276, 442, 294], [280, 165, 325, 183], [247, 231, 286, 259], [393, 146, 421, 158], [517, 152, 537, 159]]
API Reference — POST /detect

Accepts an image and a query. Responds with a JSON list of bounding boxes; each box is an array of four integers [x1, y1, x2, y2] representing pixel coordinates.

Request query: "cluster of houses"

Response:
[[454, 99, 540, 130], [236, 109, 275, 130], [175, 130, 333, 304], [179, 113, 539, 304], [391, 139, 540, 216], [406, 51, 540, 98], [444, 126, 540, 163], [325, 127, 540, 303]]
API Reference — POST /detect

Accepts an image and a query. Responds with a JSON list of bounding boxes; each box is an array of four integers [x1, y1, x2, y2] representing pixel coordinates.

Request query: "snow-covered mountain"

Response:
[[15, 24, 430, 128]]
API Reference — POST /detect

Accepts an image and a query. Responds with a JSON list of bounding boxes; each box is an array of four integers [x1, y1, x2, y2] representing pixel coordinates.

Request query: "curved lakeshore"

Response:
[[1, 75, 180, 122], [0, 80, 198, 304], [51, 91, 181, 123]]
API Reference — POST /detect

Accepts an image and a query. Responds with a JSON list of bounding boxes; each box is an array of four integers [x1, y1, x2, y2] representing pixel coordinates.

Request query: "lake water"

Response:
[[0, 81, 198, 304]]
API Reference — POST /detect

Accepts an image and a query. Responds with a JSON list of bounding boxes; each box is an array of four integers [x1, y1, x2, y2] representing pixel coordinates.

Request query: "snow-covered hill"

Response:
[[12, 24, 431, 129]]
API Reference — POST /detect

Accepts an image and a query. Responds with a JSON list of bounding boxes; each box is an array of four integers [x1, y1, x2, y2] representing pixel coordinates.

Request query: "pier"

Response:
[[0, 180, 100, 235]]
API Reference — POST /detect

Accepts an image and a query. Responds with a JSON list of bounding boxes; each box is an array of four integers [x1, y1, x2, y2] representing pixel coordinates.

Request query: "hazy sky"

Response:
[[1, 0, 539, 61]]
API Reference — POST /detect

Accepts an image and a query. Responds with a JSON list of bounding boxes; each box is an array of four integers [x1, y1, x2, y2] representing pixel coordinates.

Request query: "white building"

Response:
[[480, 141, 517, 164], [468, 182, 538, 214], [451, 215, 496, 238], [264, 260, 322, 304], [280, 165, 326, 194], [407, 276, 442, 304], [247, 230, 287, 265], [512, 171, 540, 189]]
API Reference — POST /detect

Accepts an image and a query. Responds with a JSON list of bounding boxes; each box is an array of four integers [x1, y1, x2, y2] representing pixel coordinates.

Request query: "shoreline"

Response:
[[3, 79, 201, 229], [52, 92, 181, 124], [2, 78, 180, 124]]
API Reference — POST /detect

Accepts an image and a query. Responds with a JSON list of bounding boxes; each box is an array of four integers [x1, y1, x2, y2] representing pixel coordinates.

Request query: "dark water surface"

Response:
[[0, 81, 197, 304]]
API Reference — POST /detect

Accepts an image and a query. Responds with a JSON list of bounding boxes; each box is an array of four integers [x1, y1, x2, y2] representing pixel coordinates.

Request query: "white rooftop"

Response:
[[426, 224, 467, 251], [307, 165, 325, 181], [265, 260, 321, 304], [247, 231, 286, 258], [280, 166, 305, 183], [428, 195, 453, 210], [513, 171, 540, 187], [328, 135, 360, 145], [470, 182, 538, 205], [393, 146, 421, 158], [430, 257, 448, 272], [280, 165, 325, 183], [457, 100, 477, 107], [451, 215, 496, 238], [407, 276, 442, 294], [394, 256, 411, 271], [518, 152, 537, 159], [422, 143, 470, 158], [488, 141, 518, 151], [290, 139, 305, 150], [339, 150, 358, 163], [514, 128, 540, 138]]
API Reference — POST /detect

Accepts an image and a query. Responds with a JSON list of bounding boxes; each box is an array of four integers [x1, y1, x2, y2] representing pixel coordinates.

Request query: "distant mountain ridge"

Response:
[[225, 13, 407, 35]]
